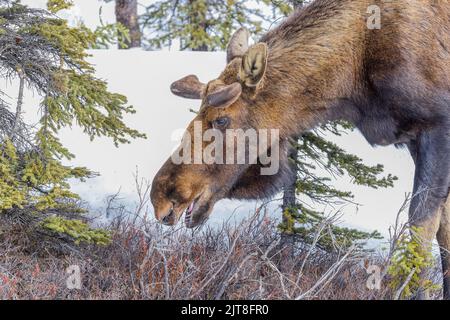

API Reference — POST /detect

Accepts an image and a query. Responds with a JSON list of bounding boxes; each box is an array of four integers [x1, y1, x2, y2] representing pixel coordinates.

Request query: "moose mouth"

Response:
[[159, 192, 215, 228], [184, 199, 195, 226], [184, 196, 201, 228]]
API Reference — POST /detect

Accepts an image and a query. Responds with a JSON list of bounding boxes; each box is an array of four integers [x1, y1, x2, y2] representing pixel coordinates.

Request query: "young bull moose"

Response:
[[151, 0, 450, 299]]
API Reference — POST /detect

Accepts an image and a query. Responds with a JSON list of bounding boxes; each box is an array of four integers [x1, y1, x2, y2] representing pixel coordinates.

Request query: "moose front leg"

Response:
[[437, 194, 450, 300], [408, 127, 450, 300]]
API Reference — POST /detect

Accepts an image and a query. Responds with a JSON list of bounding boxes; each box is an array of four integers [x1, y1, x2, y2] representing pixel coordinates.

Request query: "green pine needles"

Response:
[[279, 122, 396, 252], [0, 0, 145, 244], [140, 0, 292, 51], [387, 226, 439, 299]]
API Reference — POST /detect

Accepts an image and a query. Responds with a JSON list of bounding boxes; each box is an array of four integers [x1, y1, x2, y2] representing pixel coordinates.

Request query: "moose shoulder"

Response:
[[151, 0, 450, 299]]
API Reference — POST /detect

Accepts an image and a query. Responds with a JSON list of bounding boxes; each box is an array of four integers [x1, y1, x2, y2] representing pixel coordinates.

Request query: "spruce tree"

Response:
[[0, 0, 145, 243], [140, 0, 292, 51], [281, 122, 395, 251]]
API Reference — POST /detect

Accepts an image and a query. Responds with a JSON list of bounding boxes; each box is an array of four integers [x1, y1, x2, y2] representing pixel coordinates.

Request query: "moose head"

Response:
[[151, 28, 297, 228]]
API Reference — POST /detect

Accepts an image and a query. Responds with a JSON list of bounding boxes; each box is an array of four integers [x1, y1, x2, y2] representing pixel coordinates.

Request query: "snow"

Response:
[[1, 48, 415, 235]]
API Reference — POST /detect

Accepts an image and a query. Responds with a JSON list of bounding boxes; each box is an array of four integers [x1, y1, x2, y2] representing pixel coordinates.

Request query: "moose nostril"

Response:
[[162, 208, 175, 224]]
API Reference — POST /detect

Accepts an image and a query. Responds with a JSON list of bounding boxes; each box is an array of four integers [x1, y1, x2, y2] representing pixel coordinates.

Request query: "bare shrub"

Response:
[[0, 180, 443, 300]]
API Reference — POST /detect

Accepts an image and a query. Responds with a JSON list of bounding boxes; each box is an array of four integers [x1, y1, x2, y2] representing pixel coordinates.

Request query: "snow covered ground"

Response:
[[1, 49, 416, 235]]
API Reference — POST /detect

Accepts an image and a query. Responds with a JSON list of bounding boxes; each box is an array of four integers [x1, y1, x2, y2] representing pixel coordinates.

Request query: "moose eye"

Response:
[[213, 117, 229, 128]]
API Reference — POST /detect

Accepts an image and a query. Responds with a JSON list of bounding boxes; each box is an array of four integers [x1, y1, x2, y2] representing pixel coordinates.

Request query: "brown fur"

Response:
[[151, 0, 450, 298]]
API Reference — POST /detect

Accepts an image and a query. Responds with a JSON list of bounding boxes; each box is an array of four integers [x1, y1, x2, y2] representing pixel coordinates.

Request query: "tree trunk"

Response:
[[290, 0, 305, 9], [280, 141, 298, 258], [281, 145, 298, 221], [282, 165, 297, 216], [280, 0, 305, 252], [115, 0, 141, 49]]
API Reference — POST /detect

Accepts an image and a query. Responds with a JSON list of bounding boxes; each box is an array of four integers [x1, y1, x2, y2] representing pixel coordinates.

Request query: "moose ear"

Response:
[[239, 43, 268, 88], [207, 83, 242, 109], [170, 75, 206, 99], [226, 28, 250, 63]]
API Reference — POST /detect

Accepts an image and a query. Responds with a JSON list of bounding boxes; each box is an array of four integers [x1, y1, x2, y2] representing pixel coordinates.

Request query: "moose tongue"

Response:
[[185, 201, 195, 225]]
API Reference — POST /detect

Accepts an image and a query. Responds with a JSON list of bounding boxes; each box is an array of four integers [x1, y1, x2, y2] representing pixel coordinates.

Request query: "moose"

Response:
[[151, 0, 450, 299]]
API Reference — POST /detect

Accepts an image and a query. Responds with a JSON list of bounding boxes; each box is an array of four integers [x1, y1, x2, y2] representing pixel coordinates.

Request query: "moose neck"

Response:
[[257, 0, 368, 138]]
